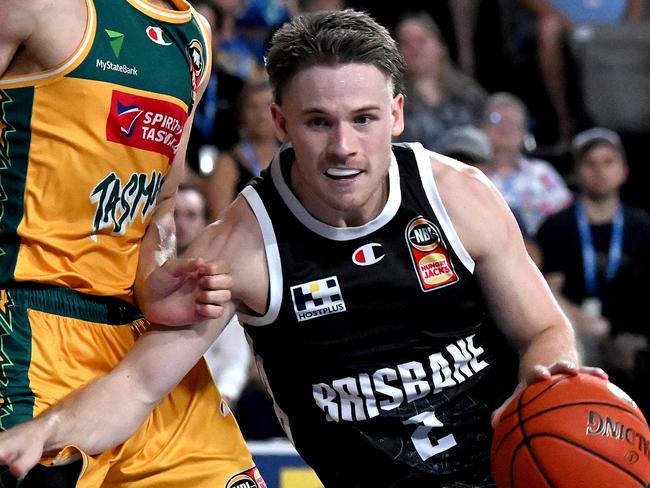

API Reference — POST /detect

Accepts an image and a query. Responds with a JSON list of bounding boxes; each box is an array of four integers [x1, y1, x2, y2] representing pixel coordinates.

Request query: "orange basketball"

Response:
[[491, 373, 650, 488]]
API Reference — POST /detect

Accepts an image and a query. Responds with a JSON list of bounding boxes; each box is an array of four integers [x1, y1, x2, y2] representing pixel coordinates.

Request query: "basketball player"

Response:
[[0, 9, 605, 487], [0, 0, 261, 487]]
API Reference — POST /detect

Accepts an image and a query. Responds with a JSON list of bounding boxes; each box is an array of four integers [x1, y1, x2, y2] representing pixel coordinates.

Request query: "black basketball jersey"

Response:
[[239, 143, 519, 487]]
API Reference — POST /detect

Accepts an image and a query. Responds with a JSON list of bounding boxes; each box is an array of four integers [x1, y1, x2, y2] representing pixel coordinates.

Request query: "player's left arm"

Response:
[[134, 15, 218, 325], [432, 155, 605, 383]]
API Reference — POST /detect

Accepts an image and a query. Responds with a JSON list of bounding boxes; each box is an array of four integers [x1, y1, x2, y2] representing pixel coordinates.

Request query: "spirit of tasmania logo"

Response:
[[106, 90, 188, 162]]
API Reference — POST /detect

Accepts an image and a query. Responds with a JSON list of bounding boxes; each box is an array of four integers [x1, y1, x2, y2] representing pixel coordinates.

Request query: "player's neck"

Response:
[[578, 194, 621, 224]]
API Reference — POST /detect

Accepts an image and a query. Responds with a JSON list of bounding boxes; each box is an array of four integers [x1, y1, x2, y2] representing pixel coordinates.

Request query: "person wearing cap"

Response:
[[536, 127, 650, 415], [438, 125, 493, 172]]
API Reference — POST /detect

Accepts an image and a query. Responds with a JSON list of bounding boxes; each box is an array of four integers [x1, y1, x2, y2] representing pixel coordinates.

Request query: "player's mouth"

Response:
[[324, 168, 363, 180]]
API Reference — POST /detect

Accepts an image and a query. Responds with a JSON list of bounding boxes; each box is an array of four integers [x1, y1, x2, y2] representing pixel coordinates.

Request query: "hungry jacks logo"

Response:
[[405, 216, 458, 291]]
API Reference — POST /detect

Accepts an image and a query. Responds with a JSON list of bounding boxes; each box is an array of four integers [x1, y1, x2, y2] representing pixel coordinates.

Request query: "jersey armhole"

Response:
[[409, 142, 476, 274], [238, 186, 283, 326]]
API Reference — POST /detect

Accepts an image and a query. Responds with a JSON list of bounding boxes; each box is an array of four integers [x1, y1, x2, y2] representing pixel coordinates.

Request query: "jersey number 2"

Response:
[[404, 411, 457, 460]]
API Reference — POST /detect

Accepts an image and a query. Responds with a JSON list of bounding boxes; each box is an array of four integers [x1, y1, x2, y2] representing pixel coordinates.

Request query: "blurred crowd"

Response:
[[182, 0, 650, 435]]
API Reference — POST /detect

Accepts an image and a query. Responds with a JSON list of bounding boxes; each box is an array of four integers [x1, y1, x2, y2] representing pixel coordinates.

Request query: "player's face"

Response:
[[271, 63, 404, 226], [576, 144, 628, 201], [483, 105, 526, 154]]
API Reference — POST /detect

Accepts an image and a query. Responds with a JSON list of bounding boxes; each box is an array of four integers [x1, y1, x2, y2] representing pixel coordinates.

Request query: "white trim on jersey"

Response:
[[403, 142, 476, 274], [238, 186, 283, 326], [129, 0, 193, 20], [270, 143, 402, 241]]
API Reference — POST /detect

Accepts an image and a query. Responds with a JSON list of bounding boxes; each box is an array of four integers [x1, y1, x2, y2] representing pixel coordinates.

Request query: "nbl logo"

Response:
[[290, 276, 346, 322]]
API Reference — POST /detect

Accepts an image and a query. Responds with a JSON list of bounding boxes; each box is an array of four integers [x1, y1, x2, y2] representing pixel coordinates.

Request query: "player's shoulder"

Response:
[[0, 0, 45, 35], [427, 149, 498, 204]]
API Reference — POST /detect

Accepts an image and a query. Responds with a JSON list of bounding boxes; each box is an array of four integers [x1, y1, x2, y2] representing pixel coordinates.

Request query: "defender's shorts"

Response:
[[0, 285, 264, 488]]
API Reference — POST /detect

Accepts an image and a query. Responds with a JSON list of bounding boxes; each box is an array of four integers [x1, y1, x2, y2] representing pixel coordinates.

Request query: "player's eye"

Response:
[[355, 115, 374, 125], [308, 117, 330, 128]]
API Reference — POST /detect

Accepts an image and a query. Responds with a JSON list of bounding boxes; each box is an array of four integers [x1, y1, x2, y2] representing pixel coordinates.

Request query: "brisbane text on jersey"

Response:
[[312, 333, 489, 423]]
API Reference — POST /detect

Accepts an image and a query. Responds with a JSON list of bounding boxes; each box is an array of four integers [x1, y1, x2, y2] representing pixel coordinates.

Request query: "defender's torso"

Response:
[[0, 0, 209, 301]]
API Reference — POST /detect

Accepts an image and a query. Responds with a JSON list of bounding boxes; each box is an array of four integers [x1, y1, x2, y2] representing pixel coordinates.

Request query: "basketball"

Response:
[[491, 373, 650, 488]]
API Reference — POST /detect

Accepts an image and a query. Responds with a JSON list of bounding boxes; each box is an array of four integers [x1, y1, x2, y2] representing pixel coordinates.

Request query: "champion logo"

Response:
[[146, 26, 172, 46], [116, 101, 143, 137], [352, 243, 384, 266]]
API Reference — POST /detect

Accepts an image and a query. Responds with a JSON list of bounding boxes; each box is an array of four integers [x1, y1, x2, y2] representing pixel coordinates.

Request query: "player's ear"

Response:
[[390, 93, 404, 138], [270, 103, 290, 143]]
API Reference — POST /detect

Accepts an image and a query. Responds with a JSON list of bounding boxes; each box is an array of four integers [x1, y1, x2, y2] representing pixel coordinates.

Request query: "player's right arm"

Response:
[[0, 196, 268, 477], [0, 1, 38, 76], [1, 0, 85, 78]]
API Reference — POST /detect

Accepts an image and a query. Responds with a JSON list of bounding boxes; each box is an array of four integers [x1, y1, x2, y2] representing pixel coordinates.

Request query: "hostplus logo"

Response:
[[96, 29, 139, 76], [290, 276, 346, 322]]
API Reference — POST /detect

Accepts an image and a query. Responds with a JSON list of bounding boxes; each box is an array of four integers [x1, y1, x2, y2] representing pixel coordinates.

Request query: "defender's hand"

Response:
[[142, 258, 233, 326]]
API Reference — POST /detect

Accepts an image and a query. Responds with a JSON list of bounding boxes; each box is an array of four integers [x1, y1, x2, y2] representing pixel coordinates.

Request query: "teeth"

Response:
[[325, 168, 362, 177]]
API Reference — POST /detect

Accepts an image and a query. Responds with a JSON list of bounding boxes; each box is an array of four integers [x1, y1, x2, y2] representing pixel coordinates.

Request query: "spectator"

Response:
[[438, 124, 494, 172], [521, 0, 645, 146], [235, 0, 291, 65], [395, 11, 486, 151], [536, 127, 650, 411], [212, 0, 267, 80], [481, 92, 573, 235], [174, 185, 252, 407], [175, 185, 211, 256], [439, 125, 542, 266], [296, 0, 345, 12], [205, 79, 279, 219], [187, 1, 245, 178]]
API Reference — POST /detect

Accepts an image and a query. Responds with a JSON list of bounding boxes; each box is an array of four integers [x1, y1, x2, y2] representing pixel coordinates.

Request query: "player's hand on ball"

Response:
[[492, 361, 608, 428]]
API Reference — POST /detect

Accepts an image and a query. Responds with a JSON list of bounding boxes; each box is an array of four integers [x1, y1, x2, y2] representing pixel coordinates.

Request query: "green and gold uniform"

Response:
[[0, 1, 261, 486]]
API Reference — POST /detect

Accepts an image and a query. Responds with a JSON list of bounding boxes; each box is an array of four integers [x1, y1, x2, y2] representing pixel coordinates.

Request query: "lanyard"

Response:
[[574, 201, 624, 297], [193, 75, 218, 143]]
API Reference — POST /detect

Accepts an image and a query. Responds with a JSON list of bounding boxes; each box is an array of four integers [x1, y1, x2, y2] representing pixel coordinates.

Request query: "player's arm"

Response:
[[0, 197, 266, 477], [133, 17, 219, 326], [433, 156, 603, 381], [0, 1, 40, 76]]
